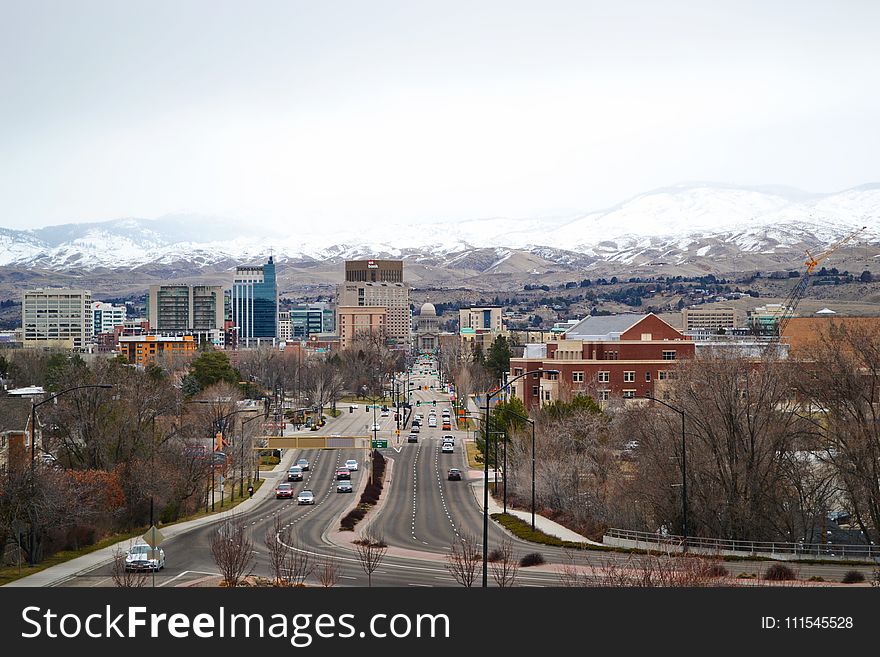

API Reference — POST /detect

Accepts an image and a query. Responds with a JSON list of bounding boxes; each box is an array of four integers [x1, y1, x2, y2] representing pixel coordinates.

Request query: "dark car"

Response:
[[336, 468, 351, 480], [411, 424, 420, 433], [287, 466, 303, 481], [337, 480, 353, 493], [296, 458, 310, 471], [275, 483, 294, 499], [447, 468, 462, 481]]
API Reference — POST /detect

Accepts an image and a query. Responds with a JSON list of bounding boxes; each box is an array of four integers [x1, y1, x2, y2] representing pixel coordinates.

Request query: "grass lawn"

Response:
[[0, 528, 146, 586], [466, 440, 484, 469], [0, 479, 265, 586]]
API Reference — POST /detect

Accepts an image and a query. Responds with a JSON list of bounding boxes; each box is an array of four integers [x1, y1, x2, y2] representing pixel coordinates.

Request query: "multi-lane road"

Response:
[[57, 360, 876, 586]]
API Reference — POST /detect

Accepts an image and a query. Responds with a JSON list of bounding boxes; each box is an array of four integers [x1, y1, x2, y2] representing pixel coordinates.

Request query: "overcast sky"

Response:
[[1, 0, 878, 231]]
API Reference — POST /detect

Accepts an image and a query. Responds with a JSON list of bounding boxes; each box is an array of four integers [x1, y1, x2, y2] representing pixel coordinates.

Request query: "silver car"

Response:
[[297, 489, 315, 505], [125, 543, 165, 571]]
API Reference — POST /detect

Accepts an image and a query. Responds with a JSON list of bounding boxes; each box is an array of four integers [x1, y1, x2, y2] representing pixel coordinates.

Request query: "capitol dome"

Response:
[[420, 302, 436, 316]]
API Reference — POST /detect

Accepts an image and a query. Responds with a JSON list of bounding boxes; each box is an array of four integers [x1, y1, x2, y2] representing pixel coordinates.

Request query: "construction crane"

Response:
[[772, 225, 867, 339]]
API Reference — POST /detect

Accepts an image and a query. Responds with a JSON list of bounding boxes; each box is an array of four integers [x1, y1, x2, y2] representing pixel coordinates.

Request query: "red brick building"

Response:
[[509, 313, 694, 407]]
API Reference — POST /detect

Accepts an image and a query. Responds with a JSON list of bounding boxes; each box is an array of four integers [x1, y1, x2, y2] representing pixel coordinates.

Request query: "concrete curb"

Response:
[[325, 456, 396, 550]]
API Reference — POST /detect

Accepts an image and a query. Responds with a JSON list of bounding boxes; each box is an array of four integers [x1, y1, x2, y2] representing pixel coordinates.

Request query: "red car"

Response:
[[275, 483, 294, 499], [336, 468, 351, 480]]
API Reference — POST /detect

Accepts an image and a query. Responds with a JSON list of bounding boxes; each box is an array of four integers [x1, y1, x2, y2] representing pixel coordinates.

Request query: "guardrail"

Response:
[[604, 528, 880, 561]]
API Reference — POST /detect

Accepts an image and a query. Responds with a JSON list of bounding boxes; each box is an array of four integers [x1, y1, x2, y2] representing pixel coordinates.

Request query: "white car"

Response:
[[345, 459, 359, 471], [381, 410, 390, 417], [297, 489, 316, 505], [441, 442, 454, 453], [428, 417, 437, 427], [442, 434, 455, 445], [371, 422, 382, 431], [125, 543, 165, 571]]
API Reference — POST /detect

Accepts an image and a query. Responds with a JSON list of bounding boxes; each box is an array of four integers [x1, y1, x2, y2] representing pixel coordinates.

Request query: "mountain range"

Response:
[[1, 183, 877, 296]]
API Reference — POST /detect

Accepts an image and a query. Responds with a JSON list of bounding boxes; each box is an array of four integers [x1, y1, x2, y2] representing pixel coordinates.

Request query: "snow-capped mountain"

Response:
[[1, 184, 877, 275]]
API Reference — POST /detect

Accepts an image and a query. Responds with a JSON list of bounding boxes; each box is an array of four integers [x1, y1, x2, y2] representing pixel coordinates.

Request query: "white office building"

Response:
[[22, 288, 92, 350], [91, 301, 127, 337]]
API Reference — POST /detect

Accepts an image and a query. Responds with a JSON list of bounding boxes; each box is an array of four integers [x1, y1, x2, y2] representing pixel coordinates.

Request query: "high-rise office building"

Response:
[[344, 259, 404, 283], [337, 259, 410, 350], [232, 256, 278, 346], [288, 302, 334, 339], [337, 306, 387, 350], [22, 288, 92, 349], [92, 301, 127, 337], [147, 285, 225, 331]]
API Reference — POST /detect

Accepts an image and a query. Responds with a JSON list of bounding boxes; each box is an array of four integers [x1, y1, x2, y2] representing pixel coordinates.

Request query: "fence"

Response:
[[604, 528, 880, 561]]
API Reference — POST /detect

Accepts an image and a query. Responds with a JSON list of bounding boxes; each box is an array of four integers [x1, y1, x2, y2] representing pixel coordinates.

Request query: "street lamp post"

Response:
[[487, 406, 536, 529], [482, 368, 557, 587], [639, 394, 688, 553], [27, 383, 113, 566], [239, 413, 263, 497]]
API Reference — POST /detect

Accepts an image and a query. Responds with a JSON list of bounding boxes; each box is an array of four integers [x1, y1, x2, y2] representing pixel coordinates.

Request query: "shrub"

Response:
[[699, 561, 728, 578], [487, 548, 504, 563], [520, 552, 545, 567], [842, 570, 865, 584], [736, 572, 756, 579], [763, 563, 796, 581], [808, 576, 825, 582]]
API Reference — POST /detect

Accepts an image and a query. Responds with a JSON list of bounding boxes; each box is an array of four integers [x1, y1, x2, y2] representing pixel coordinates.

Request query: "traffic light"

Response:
[[349, 406, 353, 413], [432, 400, 436, 406], [417, 400, 421, 406], [366, 406, 369, 413]]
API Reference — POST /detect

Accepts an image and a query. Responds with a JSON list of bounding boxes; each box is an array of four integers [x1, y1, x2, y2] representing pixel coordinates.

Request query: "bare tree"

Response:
[[587, 553, 729, 587], [110, 545, 149, 587], [792, 320, 880, 544], [286, 537, 314, 586], [489, 537, 519, 588], [556, 550, 588, 587], [444, 530, 481, 587], [354, 525, 388, 587], [316, 552, 342, 588], [264, 515, 291, 585], [211, 515, 255, 587]]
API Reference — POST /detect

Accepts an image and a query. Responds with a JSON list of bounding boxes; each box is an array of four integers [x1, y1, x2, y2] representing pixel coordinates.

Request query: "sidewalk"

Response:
[[459, 404, 603, 547], [469, 477, 603, 545], [4, 449, 301, 587]]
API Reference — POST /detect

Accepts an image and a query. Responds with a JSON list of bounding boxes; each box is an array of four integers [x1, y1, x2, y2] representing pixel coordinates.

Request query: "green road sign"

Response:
[[371, 440, 388, 448]]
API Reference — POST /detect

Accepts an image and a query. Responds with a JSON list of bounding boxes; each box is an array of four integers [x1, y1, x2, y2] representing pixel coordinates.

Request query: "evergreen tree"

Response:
[[485, 335, 512, 382]]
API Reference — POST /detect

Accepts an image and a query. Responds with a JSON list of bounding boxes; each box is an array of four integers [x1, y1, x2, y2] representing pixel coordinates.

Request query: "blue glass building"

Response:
[[232, 256, 278, 345]]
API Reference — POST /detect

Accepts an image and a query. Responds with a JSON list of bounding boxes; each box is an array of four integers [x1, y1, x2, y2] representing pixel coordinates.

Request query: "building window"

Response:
[[532, 386, 539, 396], [662, 350, 677, 360], [548, 371, 558, 380], [598, 390, 610, 401], [658, 370, 668, 380], [605, 350, 619, 360], [645, 371, 651, 382], [623, 371, 635, 383], [543, 390, 552, 401], [622, 389, 635, 399], [572, 371, 584, 383], [598, 371, 609, 383]]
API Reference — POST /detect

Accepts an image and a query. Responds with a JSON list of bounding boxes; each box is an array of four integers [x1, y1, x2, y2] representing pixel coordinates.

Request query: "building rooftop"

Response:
[[563, 314, 643, 341]]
